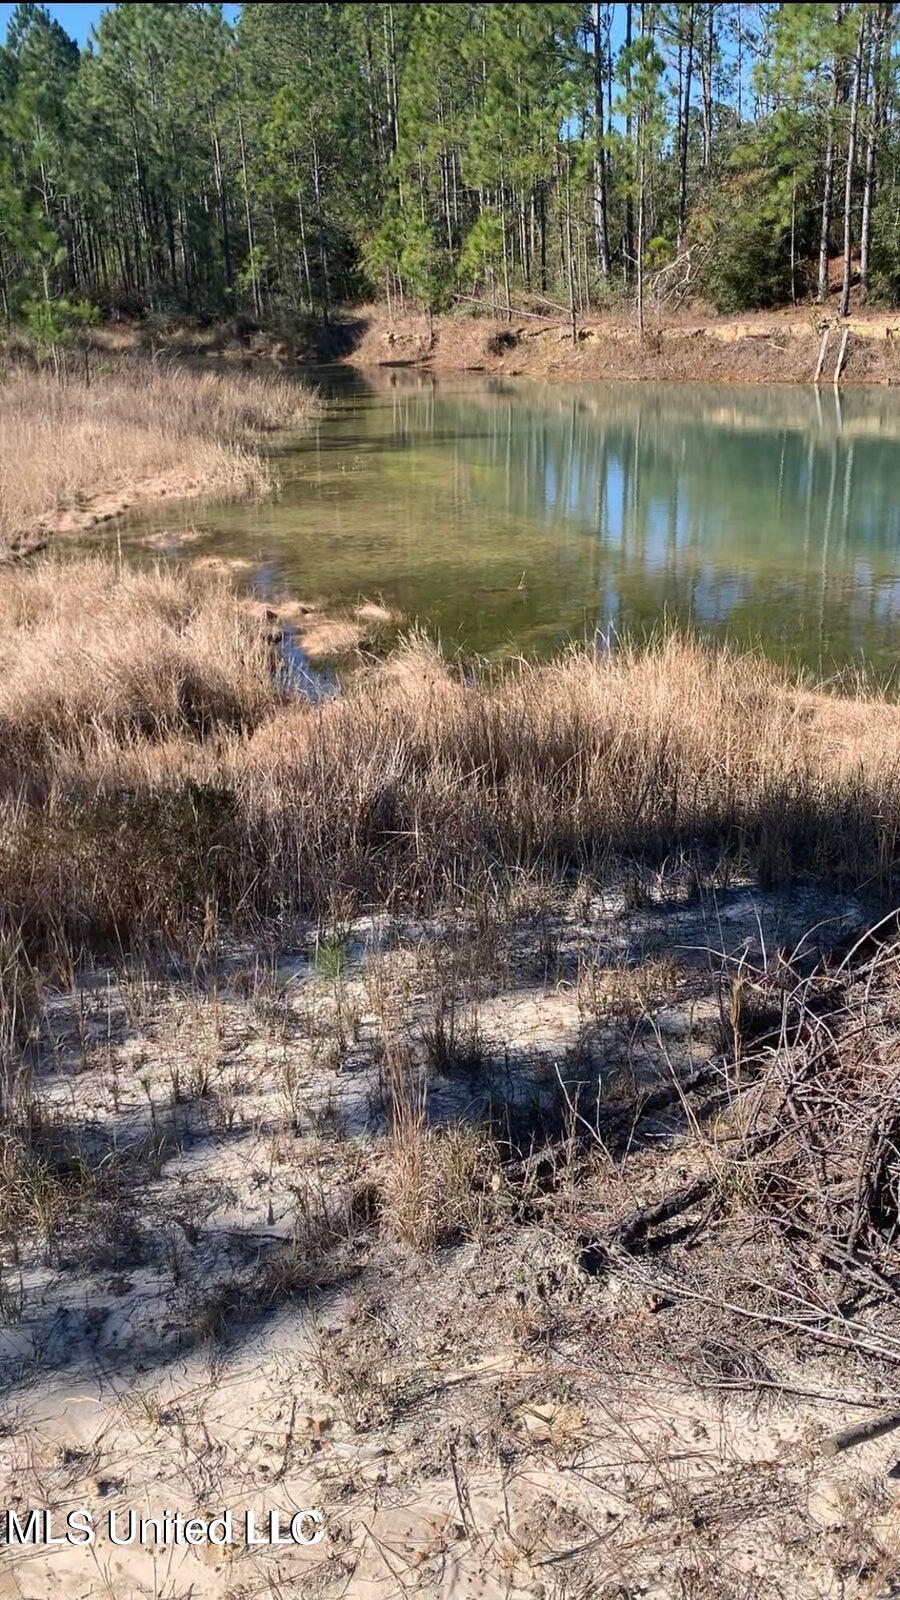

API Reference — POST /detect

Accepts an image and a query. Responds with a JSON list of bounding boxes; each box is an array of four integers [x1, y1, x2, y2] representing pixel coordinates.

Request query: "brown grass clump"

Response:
[[242, 632, 900, 911], [380, 1120, 501, 1250], [0, 559, 282, 781], [379, 1047, 501, 1249], [295, 615, 369, 662], [2, 560, 900, 953], [0, 362, 318, 553]]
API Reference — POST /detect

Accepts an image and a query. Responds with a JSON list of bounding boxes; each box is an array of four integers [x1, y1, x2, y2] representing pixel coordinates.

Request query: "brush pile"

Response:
[[579, 936, 900, 1385]]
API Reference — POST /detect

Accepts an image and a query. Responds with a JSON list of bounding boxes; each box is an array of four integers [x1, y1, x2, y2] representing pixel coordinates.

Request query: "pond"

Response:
[[125, 368, 900, 676]]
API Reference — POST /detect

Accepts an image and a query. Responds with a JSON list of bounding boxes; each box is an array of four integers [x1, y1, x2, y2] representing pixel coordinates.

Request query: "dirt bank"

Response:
[[340, 303, 900, 387]]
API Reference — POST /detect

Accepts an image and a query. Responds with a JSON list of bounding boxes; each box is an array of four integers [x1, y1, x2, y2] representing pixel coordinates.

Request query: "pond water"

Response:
[[126, 369, 900, 675]]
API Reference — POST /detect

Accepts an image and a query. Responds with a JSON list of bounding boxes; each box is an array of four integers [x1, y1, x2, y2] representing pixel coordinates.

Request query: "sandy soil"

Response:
[[6, 883, 900, 1600], [32, 472, 252, 545], [341, 304, 900, 388], [84, 300, 900, 390]]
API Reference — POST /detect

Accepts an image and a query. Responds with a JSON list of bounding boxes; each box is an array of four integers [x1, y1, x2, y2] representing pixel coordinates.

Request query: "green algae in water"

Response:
[[115, 370, 900, 679]]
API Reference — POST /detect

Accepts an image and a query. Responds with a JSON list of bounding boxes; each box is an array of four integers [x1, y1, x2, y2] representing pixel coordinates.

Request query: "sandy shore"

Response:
[[338, 303, 900, 388]]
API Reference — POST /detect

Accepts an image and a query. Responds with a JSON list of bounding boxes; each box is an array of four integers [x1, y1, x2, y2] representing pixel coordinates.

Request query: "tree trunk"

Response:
[[163, 196, 177, 291], [311, 132, 331, 324], [790, 180, 797, 304], [0, 243, 11, 330], [500, 186, 512, 321], [441, 140, 453, 253], [699, 3, 714, 169], [363, 20, 383, 171], [296, 182, 313, 310], [817, 39, 841, 304], [839, 10, 866, 318], [592, 2, 611, 277], [636, 141, 645, 339], [677, 3, 695, 247], [539, 182, 548, 292], [384, 4, 400, 157], [211, 127, 233, 290], [565, 153, 577, 344], [860, 4, 889, 302], [236, 95, 262, 317], [624, 2, 634, 282], [736, 5, 743, 124], [519, 197, 530, 288]]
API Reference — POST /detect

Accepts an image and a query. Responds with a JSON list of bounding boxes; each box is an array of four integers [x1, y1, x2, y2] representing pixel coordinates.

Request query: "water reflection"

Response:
[[123, 370, 900, 675]]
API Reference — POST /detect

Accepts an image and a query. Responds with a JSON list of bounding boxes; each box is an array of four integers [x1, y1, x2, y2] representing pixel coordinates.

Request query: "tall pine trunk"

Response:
[[677, 3, 695, 247], [699, 3, 714, 169], [839, 10, 866, 318], [636, 139, 645, 339], [236, 95, 262, 318], [817, 39, 841, 304], [311, 132, 331, 324], [211, 126, 233, 291], [624, 3, 634, 282], [860, 4, 888, 302], [592, 3, 610, 278], [565, 152, 577, 344]]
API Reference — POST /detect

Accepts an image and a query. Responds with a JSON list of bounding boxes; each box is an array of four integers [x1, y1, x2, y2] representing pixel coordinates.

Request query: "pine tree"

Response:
[[0, 2, 897, 326]]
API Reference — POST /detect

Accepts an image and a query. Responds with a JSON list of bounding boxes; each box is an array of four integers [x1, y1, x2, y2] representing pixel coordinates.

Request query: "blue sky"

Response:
[[0, 3, 240, 48]]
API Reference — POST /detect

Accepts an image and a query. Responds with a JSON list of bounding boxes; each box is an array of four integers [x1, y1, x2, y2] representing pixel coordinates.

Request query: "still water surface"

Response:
[[129, 369, 900, 673]]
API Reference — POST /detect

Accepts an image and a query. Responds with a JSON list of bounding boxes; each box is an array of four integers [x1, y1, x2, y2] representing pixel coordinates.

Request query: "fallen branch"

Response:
[[451, 292, 568, 321], [821, 1409, 900, 1456], [612, 1176, 715, 1252], [625, 1267, 900, 1370]]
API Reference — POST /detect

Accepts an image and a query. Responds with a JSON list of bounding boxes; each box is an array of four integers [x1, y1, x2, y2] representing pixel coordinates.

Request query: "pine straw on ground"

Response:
[[0, 361, 317, 555], [525, 925, 900, 1420]]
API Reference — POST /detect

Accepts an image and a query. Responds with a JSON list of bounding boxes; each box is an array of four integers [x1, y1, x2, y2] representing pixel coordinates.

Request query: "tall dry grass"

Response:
[[0, 559, 281, 768], [2, 560, 900, 953], [0, 362, 318, 553], [240, 632, 900, 911]]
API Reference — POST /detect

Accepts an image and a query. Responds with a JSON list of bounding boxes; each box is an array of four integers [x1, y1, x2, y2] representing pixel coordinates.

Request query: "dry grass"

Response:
[[381, 1117, 501, 1249], [1, 556, 898, 1600], [375, 1022, 502, 1249], [0, 361, 317, 553], [0, 558, 282, 771], [239, 631, 900, 917], [1, 564, 900, 955]]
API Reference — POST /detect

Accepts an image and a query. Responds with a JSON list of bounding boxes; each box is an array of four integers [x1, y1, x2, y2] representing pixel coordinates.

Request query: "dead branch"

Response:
[[821, 1410, 900, 1456]]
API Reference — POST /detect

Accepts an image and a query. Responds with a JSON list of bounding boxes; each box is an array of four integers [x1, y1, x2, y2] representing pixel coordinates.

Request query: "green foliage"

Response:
[[700, 89, 820, 314], [236, 246, 270, 302], [457, 210, 504, 291], [700, 179, 795, 312], [398, 213, 450, 314], [869, 192, 900, 304], [20, 294, 96, 359], [0, 1, 896, 323]]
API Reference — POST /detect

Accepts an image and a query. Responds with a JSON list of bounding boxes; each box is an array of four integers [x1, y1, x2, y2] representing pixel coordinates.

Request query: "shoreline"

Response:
[[69, 309, 900, 396], [31, 469, 266, 547], [334, 304, 900, 388], [0, 361, 320, 560]]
